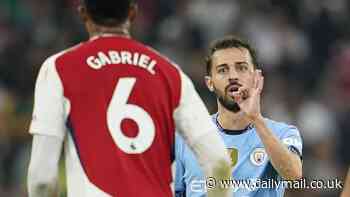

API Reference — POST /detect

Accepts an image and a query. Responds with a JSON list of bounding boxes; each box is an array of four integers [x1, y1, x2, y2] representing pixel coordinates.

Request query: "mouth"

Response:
[[226, 84, 242, 96]]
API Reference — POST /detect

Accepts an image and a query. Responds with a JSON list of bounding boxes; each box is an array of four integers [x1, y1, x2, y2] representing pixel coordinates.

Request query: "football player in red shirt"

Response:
[[27, 0, 232, 196]]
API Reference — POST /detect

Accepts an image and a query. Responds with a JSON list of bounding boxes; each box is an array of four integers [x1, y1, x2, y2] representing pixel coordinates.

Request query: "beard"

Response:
[[214, 88, 241, 113]]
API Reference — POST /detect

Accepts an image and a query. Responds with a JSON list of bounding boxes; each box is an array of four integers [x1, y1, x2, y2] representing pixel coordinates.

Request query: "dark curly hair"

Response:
[[205, 35, 260, 75], [82, 0, 136, 26]]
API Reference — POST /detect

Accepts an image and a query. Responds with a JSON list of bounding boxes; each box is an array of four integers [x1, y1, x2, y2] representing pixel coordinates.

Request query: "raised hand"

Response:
[[232, 70, 264, 122]]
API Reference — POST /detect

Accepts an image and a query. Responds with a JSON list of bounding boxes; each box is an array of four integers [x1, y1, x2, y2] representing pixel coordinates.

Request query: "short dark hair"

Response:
[[205, 36, 260, 75], [83, 0, 136, 26]]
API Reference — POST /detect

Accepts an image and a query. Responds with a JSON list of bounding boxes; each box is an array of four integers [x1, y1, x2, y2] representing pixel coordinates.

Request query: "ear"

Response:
[[128, 3, 138, 23], [78, 5, 89, 23], [205, 76, 214, 92]]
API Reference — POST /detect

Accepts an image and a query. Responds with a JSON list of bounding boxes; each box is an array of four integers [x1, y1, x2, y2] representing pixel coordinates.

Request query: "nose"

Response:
[[228, 68, 239, 80]]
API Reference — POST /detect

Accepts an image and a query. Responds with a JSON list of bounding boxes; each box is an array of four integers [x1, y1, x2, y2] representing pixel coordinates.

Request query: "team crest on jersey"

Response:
[[250, 148, 267, 166], [227, 147, 239, 168]]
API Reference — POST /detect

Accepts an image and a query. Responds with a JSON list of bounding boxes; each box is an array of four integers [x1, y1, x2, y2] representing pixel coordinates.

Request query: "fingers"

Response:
[[257, 70, 264, 94], [241, 88, 249, 100], [231, 88, 249, 104], [231, 91, 242, 103], [254, 70, 264, 95], [253, 70, 259, 90], [257, 74, 264, 95]]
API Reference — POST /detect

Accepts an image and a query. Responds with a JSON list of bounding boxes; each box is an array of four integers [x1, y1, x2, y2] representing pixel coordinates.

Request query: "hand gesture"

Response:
[[233, 70, 264, 122]]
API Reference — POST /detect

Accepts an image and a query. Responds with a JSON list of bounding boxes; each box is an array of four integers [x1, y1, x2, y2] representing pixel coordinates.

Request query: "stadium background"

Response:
[[0, 0, 349, 196]]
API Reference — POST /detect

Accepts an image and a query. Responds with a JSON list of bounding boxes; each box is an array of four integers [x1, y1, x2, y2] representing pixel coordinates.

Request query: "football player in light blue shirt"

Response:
[[175, 36, 303, 197]]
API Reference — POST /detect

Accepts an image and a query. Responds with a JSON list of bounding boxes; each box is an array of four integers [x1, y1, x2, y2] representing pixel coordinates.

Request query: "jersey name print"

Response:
[[86, 50, 157, 75]]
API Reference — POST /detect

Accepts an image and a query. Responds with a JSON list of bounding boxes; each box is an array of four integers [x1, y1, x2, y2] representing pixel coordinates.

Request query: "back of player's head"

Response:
[[205, 35, 260, 76], [82, 0, 136, 26]]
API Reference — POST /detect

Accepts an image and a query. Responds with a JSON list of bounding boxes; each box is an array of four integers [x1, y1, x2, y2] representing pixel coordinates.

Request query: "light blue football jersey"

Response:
[[175, 113, 303, 197]]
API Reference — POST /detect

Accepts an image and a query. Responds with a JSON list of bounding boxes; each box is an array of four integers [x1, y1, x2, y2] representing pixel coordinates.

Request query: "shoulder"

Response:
[[35, 51, 68, 85], [41, 44, 82, 71], [263, 118, 300, 136]]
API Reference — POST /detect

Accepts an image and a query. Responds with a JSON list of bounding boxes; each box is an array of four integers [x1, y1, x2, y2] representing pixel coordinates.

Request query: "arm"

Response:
[[234, 70, 302, 180], [28, 54, 67, 196], [341, 168, 350, 197], [253, 118, 302, 180], [28, 135, 63, 197], [174, 72, 232, 197]]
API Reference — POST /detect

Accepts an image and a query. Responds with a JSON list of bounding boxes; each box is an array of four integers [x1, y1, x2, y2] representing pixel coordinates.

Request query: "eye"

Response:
[[217, 67, 228, 74], [237, 64, 248, 72]]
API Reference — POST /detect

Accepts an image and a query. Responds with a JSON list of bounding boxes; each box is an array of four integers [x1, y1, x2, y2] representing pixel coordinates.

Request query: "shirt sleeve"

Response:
[[27, 135, 63, 197], [280, 125, 303, 158], [29, 54, 68, 140]]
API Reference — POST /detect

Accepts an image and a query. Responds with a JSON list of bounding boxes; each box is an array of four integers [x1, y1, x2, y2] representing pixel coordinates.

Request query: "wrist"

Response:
[[251, 115, 264, 126]]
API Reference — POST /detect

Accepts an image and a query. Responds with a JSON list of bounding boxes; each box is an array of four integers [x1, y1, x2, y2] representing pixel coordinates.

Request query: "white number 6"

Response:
[[107, 78, 155, 154]]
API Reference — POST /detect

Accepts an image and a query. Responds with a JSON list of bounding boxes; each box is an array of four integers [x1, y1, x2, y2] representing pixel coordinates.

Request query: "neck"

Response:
[[217, 102, 251, 131], [88, 22, 131, 39]]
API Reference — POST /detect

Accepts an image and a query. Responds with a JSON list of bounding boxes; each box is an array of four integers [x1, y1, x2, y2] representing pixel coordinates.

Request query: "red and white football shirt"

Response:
[[30, 35, 216, 197]]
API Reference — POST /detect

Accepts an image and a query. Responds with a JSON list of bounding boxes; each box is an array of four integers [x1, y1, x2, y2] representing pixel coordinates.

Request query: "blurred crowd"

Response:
[[0, 0, 350, 196]]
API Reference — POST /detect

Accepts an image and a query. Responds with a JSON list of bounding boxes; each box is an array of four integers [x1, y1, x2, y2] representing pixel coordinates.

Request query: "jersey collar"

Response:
[[214, 113, 254, 135]]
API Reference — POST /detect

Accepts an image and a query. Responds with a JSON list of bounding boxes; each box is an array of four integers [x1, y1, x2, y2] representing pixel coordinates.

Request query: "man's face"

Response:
[[206, 47, 255, 112]]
